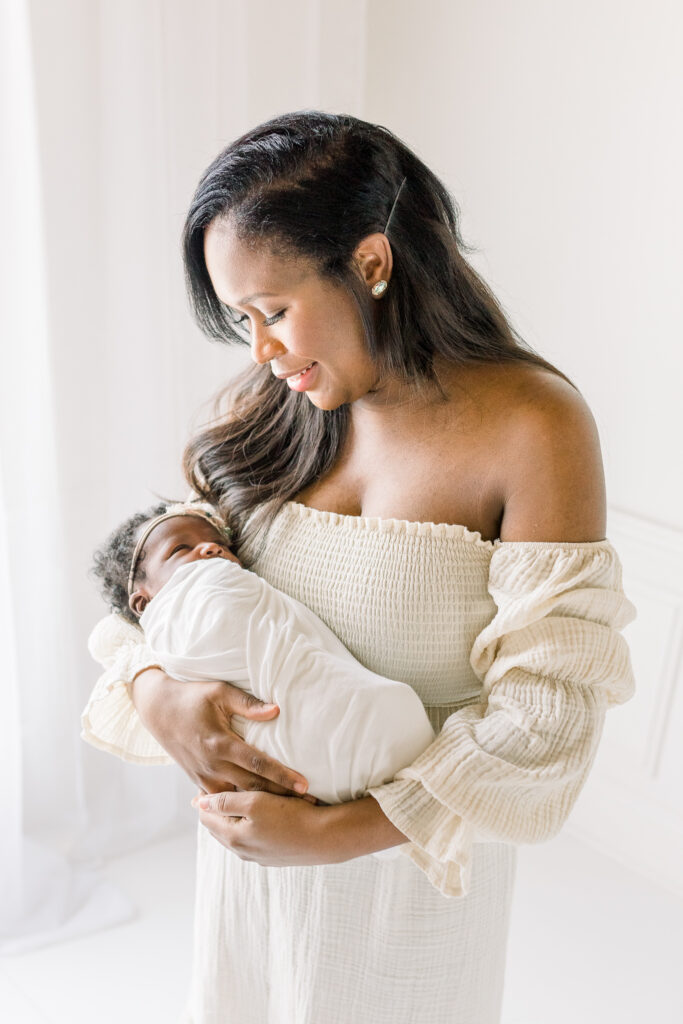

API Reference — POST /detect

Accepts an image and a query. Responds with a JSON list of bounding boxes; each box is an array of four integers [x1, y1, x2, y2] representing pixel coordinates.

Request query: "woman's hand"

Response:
[[193, 790, 410, 867], [193, 790, 338, 866], [130, 667, 314, 800]]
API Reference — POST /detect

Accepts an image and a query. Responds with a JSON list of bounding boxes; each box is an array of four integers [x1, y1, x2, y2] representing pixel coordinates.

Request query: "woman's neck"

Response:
[[349, 358, 469, 433]]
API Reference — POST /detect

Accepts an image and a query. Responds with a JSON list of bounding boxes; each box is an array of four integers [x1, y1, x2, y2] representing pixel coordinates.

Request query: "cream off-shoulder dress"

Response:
[[82, 501, 636, 1024]]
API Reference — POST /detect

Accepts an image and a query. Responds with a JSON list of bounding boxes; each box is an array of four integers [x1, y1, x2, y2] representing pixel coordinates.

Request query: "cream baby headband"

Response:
[[127, 502, 233, 597]]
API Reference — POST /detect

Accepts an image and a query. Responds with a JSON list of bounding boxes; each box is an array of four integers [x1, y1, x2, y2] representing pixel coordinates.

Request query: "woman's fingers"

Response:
[[129, 674, 312, 798], [195, 752, 312, 800], [194, 790, 254, 816], [207, 759, 293, 796], [236, 742, 309, 794], [218, 685, 310, 796], [232, 690, 281, 719], [221, 751, 310, 797]]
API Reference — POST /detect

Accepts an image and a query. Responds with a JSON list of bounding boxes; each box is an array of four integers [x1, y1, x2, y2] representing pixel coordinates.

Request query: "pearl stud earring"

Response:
[[371, 280, 388, 298]]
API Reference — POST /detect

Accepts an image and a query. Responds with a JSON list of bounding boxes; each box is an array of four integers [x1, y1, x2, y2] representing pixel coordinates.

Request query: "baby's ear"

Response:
[[129, 591, 149, 619]]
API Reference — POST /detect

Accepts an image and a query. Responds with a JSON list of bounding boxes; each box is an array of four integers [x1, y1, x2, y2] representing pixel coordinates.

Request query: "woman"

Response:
[[82, 111, 635, 1023]]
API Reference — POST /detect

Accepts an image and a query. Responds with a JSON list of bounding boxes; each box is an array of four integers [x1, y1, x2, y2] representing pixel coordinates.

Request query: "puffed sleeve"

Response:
[[366, 540, 636, 899], [80, 613, 174, 765]]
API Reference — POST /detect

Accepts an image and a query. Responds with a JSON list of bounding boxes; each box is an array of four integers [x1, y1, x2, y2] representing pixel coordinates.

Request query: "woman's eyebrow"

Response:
[[236, 291, 277, 305]]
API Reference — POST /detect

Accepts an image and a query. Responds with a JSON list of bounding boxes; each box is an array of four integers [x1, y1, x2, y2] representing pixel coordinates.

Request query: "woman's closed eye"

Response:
[[234, 309, 286, 330]]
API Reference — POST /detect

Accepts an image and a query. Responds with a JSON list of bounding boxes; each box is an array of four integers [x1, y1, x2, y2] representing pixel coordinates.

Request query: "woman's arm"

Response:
[[194, 790, 408, 866]]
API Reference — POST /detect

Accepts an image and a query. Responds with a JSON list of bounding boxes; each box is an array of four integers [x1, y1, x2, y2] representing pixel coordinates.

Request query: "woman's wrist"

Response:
[[321, 795, 409, 860]]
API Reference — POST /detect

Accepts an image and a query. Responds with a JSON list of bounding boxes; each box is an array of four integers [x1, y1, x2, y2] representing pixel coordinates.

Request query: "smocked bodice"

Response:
[[245, 501, 497, 715]]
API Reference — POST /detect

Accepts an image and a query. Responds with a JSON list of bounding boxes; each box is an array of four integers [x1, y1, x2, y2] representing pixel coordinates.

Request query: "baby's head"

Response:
[[92, 502, 238, 625]]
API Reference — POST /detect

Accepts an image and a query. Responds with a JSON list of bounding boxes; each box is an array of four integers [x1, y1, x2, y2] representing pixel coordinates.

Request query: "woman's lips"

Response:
[[275, 361, 314, 379], [284, 362, 318, 391]]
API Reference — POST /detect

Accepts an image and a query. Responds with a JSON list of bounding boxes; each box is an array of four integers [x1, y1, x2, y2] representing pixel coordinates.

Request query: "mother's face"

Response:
[[203, 218, 382, 411]]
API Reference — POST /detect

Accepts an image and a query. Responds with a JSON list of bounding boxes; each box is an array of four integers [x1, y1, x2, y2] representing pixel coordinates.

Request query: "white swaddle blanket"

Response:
[[140, 557, 436, 858]]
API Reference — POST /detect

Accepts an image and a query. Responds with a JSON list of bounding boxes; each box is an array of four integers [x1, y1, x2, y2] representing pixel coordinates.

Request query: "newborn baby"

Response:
[[91, 502, 436, 831]]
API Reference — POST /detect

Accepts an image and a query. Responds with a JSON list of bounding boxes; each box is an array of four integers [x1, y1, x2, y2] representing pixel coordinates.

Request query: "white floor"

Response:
[[1, 829, 681, 1024], [0, 832, 196, 1024]]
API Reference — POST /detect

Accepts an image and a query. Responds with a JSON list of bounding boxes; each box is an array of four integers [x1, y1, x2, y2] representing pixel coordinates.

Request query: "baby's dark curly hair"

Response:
[[91, 502, 171, 625]]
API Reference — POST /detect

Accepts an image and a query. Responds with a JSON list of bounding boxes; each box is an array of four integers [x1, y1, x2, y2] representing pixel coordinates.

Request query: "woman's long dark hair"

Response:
[[182, 111, 574, 552]]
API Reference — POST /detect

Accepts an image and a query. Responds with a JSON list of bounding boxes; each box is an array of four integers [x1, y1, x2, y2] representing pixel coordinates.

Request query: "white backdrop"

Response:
[[1, 0, 680, 950]]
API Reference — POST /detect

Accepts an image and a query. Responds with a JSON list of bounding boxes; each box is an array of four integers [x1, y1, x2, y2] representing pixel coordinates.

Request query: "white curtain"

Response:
[[0, 0, 366, 952], [0, 0, 137, 953]]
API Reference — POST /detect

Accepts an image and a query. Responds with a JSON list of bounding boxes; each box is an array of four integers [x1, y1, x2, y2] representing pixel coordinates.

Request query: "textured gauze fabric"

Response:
[[82, 501, 636, 1024]]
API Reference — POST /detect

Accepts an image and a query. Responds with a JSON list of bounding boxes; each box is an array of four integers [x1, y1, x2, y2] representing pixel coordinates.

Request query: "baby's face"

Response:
[[129, 514, 239, 618]]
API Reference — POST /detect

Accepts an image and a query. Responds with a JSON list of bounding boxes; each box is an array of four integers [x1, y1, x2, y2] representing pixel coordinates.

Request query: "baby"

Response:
[[91, 501, 436, 828]]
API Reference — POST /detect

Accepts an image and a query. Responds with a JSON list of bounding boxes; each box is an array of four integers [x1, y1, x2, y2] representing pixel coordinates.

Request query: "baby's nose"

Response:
[[197, 542, 223, 558]]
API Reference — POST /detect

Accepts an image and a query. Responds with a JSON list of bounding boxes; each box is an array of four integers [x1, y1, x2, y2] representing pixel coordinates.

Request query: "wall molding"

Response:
[[564, 504, 683, 897]]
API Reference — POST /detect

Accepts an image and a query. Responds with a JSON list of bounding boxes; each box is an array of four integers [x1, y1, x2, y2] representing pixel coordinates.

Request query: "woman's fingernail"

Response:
[[294, 782, 308, 794], [198, 796, 211, 810]]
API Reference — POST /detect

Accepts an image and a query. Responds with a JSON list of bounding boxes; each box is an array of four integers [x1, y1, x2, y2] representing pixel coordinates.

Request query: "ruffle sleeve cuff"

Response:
[[80, 613, 173, 766], [367, 540, 636, 899]]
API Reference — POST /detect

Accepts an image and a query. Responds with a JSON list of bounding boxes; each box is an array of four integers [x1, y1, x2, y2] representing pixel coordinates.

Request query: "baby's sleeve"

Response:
[[81, 613, 174, 765], [366, 540, 636, 899]]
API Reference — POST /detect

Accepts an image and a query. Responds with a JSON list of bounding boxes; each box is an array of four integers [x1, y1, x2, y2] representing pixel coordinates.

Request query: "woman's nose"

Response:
[[250, 326, 286, 365]]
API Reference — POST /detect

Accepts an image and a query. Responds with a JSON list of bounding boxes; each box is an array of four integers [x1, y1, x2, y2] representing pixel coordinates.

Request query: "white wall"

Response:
[[365, 0, 682, 532]]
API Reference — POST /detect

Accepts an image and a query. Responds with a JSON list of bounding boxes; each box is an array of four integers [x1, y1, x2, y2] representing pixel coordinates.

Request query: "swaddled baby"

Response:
[[91, 501, 436, 838]]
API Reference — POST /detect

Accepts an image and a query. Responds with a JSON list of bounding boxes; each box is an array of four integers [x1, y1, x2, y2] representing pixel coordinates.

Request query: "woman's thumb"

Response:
[[239, 693, 280, 718]]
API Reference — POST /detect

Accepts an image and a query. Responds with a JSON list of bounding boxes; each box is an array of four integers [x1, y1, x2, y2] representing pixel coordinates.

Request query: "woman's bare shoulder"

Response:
[[453, 360, 594, 432], [471, 362, 607, 543], [455, 359, 582, 409], [495, 362, 599, 450]]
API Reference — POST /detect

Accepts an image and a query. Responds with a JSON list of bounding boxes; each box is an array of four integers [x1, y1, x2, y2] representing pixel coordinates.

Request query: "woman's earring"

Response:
[[371, 280, 388, 298]]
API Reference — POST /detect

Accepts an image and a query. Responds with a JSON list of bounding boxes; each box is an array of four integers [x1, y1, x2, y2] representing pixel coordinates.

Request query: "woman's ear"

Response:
[[129, 591, 149, 619], [352, 232, 393, 290]]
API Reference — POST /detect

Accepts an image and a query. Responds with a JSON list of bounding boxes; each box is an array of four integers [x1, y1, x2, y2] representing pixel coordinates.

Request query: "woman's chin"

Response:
[[306, 381, 380, 411], [303, 386, 347, 411], [306, 393, 342, 411]]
